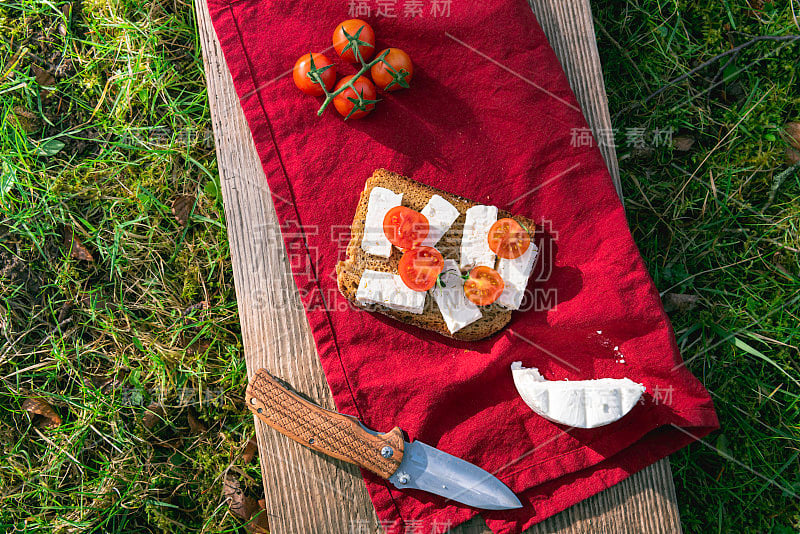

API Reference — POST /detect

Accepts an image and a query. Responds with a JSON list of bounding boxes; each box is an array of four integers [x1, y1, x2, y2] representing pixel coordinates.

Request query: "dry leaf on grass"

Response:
[[185, 338, 211, 355], [771, 252, 792, 279], [64, 227, 94, 263], [32, 65, 56, 88], [673, 136, 696, 152], [783, 122, 800, 164], [171, 194, 195, 226], [663, 292, 700, 312], [59, 2, 72, 36], [785, 122, 800, 147], [182, 301, 208, 318], [22, 397, 62, 429], [224, 473, 270, 533], [142, 402, 186, 449], [32, 65, 57, 100], [56, 300, 72, 324], [89, 372, 123, 394], [187, 407, 208, 434], [142, 401, 165, 430], [243, 436, 259, 463], [12, 106, 41, 134]]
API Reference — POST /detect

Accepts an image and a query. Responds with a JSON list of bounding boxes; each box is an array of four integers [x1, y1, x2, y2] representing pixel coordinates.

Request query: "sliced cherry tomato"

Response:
[[398, 246, 444, 291], [332, 19, 375, 63], [464, 266, 505, 306], [292, 53, 336, 96], [487, 218, 531, 259], [383, 206, 429, 250], [370, 48, 413, 91], [333, 75, 377, 119]]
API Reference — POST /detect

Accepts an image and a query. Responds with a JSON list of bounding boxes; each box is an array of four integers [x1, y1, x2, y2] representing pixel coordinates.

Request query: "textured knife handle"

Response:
[[246, 369, 404, 479]]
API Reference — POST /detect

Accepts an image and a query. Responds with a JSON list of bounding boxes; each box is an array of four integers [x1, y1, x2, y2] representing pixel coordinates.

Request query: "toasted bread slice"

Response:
[[336, 169, 534, 341]]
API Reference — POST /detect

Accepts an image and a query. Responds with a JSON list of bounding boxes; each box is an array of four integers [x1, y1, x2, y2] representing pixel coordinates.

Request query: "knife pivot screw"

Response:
[[397, 472, 410, 484], [380, 446, 393, 458], [257, 408, 263, 414], [249, 398, 256, 405], [308, 438, 315, 444]]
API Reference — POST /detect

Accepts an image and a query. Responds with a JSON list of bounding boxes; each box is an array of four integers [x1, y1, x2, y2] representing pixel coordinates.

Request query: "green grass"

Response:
[[595, 1, 800, 532], [0, 0, 798, 532], [0, 0, 258, 531]]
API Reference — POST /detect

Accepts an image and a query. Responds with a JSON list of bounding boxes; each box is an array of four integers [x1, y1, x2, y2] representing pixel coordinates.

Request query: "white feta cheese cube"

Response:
[[459, 205, 498, 270], [361, 187, 403, 258], [429, 260, 482, 334], [355, 270, 426, 314], [496, 241, 539, 310], [419, 195, 460, 247]]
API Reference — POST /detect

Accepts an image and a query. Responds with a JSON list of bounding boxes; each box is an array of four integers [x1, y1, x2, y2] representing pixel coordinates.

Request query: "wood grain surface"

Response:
[[247, 369, 405, 479], [528, 0, 623, 200], [195, 0, 681, 531]]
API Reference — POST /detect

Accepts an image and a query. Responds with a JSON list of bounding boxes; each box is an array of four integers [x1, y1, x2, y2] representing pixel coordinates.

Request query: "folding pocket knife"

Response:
[[246, 369, 521, 510]]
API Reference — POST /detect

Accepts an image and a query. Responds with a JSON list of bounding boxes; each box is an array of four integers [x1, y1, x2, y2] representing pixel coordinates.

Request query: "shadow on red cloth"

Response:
[[326, 67, 488, 176]]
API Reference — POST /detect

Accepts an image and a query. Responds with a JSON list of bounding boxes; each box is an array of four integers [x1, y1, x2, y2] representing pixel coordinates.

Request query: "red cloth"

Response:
[[206, 1, 719, 532]]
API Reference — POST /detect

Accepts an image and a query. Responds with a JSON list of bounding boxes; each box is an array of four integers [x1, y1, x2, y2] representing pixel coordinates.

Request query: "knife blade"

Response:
[[246, 368, 521, 510]]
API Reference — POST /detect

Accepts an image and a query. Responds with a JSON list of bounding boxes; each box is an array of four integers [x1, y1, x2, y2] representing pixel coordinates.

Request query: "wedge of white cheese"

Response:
[[356, 270, 426, 314], [496, 241, 539, 310], [430, 260, 482, 334], [361, 187, 403, 258], [459, 205, 498, 270], [419, 195, 460, 247], [510, 362, 645, 429]]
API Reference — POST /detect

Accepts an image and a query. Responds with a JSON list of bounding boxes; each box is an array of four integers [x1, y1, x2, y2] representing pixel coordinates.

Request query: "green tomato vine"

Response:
[[304, 26, 412, 120]]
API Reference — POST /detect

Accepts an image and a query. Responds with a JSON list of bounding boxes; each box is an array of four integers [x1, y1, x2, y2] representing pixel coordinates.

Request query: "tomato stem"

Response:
[[381, 60, 411, 91], [316, 47, 390, 117], [434, 268, 469, 289]]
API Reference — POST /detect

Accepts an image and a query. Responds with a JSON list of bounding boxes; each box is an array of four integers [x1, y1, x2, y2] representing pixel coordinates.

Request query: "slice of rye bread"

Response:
[[336, 169, 536, 341]]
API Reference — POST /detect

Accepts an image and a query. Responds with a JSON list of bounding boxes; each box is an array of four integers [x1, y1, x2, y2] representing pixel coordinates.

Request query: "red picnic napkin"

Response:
[[206, 1, 719, 532]]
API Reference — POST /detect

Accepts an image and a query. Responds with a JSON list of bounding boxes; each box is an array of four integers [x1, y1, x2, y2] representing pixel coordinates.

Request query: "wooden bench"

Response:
[[194, 0, 683, 531]]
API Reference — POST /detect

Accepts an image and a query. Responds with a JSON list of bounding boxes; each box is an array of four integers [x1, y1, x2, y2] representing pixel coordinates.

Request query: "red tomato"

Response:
[[292, 53, 336, 96], [370, 48, 413, 91], [464, 266, 505, 306], [333, 75, 377, 119], [487, 218, 531, 259], [383, 206, 429, 250], [398, 246, 444, 291], [332, 19, 375, 63]]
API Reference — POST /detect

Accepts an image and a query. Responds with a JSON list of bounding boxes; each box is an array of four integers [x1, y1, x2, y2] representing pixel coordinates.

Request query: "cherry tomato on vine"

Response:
[[383, 206, 429, 249], [398, 246, 444, 291], [464, 266, 505, 306], [487, 218, 531, 259], [333, 75, 377, 119], [292, 53, 336, 96], [332, 19, 376, 63], [370, 48, 413, 91]]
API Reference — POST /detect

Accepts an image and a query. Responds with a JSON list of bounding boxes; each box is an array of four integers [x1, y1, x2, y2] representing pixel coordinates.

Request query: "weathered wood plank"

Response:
[[195, 0, 681, 531], [451, 458, 680, 533], [528, 0, 623, 199], [195, 0, 379, 531]]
